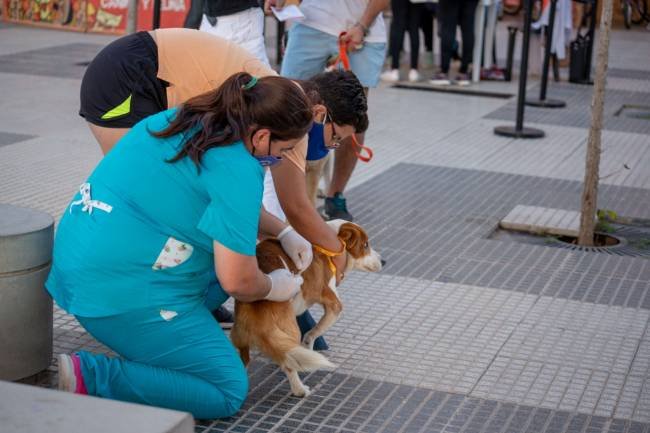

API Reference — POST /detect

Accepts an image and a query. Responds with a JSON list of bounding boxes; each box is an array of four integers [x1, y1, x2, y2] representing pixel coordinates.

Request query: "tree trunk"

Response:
[[577, 0, 614, 246]]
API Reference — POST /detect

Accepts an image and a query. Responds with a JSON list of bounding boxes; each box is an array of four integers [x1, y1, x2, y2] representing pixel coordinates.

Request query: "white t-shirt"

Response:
[[298, 0, 387, 44]]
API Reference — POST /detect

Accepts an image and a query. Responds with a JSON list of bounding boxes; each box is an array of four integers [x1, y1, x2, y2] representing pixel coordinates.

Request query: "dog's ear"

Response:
[[338, 223, 368, 258]]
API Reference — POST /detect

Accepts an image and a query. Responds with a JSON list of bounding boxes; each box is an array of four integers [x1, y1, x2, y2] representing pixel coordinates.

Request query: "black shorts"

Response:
[[79, 31, 168, 128]]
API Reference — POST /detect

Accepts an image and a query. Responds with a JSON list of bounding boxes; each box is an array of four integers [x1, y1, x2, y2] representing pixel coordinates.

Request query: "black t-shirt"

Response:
[[204, 0, 260, 17], [184, 0, 259, 28]]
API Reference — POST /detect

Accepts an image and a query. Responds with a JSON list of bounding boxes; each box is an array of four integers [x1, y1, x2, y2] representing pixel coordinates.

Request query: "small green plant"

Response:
[[630, 238, 650, 250], [596, 209, 618, 233]]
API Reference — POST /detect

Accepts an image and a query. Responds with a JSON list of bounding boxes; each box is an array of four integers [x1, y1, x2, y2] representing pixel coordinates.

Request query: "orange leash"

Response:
[[312, 238, 347, 279], [336, 32, 374, 163]]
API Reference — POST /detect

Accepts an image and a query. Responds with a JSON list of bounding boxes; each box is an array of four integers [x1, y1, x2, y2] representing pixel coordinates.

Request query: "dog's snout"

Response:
[[363, 249, 383, 272]]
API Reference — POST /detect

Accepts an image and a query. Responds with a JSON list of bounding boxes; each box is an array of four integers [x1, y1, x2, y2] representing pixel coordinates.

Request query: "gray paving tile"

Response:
[[0, 43, 103, 79], [485, 82, 650, 135], [0, 131, 36, 147], [609, 68, 650, 81], [346, 163, 650, 309]]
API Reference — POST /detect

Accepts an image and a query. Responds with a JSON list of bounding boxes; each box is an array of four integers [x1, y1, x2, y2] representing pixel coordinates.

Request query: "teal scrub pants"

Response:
[[74, 282, 247, 419]]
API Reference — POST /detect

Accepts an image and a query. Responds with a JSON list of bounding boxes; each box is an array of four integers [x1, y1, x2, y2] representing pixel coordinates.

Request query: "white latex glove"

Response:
[[278, 226, 313, 272], [264, 268, 304, 302]]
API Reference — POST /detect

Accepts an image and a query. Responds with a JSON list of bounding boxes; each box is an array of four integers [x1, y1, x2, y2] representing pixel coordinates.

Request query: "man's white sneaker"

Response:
[[380, 69, 400, 82], [408, 69, 420, 82]]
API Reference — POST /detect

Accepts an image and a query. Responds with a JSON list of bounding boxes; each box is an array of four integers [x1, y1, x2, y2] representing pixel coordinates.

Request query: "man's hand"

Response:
[[342, 24, 365, 51], [264, 0, 286, 15], [278, 226, 313, 272]]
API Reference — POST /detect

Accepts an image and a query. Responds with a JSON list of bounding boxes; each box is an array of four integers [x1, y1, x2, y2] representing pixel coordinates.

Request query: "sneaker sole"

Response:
[[57, 353, 76, 392], [429, 80, 451, 86]]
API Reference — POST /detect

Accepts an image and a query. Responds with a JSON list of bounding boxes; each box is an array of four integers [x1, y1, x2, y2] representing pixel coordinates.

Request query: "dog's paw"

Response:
[[292, 384, 311, 397], [302, 334, 315, 351]]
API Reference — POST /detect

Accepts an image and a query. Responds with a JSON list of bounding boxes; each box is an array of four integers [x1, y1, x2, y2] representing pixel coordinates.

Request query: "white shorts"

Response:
[[199, 7, 270, 66]]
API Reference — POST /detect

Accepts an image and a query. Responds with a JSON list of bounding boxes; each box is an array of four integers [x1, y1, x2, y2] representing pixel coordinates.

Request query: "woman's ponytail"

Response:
[[153, 72, 312, 168]]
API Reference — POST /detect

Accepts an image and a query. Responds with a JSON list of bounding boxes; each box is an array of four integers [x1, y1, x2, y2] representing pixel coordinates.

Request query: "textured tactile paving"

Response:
[[0, 130, 35, 147], [0, 43, 103, 79], [36, 272, 650, 428], [346, 163, 650, 309], [609, 69, 650, 82], [485, 82, 650, 135]]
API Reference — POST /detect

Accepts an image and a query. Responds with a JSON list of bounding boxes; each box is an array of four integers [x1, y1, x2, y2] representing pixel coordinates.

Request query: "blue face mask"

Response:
[[306, 121, 330, 161], [254, 155, 283, 167], [253, 144, 283, 167]]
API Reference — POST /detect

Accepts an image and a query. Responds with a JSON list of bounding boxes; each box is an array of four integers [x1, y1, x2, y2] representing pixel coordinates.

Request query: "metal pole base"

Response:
[[494, 125, 545, 138], [525, 98, 566, 108]]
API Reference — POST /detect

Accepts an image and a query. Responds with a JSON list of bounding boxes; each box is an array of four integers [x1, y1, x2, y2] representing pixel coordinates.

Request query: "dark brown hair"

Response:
[[153, 72, 313, 167], [298, 70, 368, 133]]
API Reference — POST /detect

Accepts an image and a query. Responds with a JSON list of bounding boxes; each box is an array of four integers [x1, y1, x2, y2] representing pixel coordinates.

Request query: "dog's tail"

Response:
[[284, 346, 336, 372]]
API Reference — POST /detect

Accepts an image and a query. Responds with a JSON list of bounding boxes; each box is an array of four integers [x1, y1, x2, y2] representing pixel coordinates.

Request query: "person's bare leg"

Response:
[[326, 132, 362, 197], [88, 122, 130, 155], [326, 88, 369, 197]]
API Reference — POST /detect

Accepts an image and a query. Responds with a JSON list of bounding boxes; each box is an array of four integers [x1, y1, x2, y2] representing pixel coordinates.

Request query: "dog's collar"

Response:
[[313, 238, 347, 281]]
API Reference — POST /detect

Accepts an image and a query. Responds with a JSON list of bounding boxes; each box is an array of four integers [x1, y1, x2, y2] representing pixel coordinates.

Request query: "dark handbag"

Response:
[[569, 0, 596, 83], [569, 30, 590, 83]]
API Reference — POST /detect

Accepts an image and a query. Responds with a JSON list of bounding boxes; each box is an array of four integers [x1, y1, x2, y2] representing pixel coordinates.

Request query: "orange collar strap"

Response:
[[336, 32, 374, 164], [313, 238, 347, 278], [337, 32, 351, 70]]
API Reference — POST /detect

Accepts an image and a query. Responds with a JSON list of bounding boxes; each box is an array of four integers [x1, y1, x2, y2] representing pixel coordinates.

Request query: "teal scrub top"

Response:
[[46, 109, 264, 317]]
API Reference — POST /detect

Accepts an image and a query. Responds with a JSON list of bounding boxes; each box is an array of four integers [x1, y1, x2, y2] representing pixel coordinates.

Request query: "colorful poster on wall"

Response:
[[85, 0, 126, 32], [2, 0, 189, 33], [4, 0, 88, 30]]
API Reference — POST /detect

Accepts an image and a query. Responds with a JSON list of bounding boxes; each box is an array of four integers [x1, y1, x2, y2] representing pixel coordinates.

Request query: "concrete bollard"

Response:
[[0, 203, 54, 380]]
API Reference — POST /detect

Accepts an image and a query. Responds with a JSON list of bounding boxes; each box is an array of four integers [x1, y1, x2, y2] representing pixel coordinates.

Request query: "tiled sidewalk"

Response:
[[1, 23, 650, 433]]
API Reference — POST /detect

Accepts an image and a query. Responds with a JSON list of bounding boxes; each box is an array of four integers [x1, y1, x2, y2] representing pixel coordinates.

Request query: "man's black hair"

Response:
[[305, 70, 368, 133]]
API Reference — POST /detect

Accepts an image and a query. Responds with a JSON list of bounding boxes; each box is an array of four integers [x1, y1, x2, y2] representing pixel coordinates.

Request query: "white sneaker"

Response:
[[57, 353, 78, 393], [429, 72, 450, 86], [454, 73, 471, 86], [408, 69, 420, 82], [57, 353, 87, 394], [380, 69, 400, 82]]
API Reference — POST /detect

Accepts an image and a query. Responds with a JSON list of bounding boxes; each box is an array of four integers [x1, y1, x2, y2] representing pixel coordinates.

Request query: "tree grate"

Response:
[[490, 223, 650, 258]]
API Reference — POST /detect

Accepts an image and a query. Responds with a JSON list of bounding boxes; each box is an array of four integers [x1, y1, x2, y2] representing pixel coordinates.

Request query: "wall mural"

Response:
[[2, 0, 189, 33]]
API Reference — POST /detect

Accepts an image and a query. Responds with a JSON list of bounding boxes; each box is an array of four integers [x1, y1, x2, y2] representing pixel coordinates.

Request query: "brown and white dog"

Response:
[[230, 220, 382, 396]]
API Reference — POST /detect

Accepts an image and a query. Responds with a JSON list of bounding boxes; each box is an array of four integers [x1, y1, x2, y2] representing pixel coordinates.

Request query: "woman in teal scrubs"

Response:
[[46, 73, 313, 419]]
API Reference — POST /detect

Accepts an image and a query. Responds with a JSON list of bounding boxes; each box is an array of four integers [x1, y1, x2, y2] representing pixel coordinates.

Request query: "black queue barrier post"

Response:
[[153, 0, 161, 29], [582, 0, 598, 84], [526, 0, 566, 108], [494, 0, 545, 138], [276, 20, 286, 66], [505, 26, 518, 82]]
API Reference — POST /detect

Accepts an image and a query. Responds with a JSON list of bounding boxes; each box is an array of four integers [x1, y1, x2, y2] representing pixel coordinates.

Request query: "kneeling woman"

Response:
[[46, 73, 313, 419]]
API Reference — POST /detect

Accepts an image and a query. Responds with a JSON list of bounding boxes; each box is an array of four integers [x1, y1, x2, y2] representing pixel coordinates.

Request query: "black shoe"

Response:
[[296, 311, 329, 351], [324, 192, 354, 221], [212, 306, 234, 329]]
